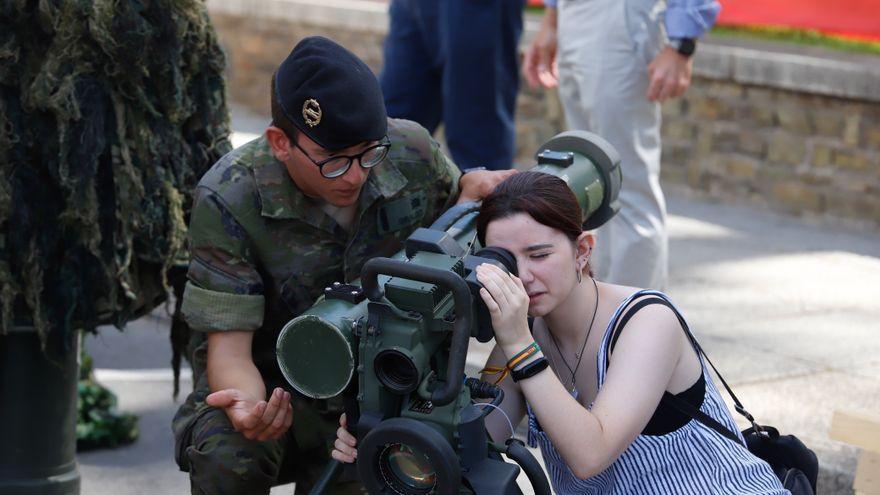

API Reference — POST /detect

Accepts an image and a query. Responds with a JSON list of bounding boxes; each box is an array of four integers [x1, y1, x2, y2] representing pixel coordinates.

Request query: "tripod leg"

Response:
[[307, 459, 344, 495]]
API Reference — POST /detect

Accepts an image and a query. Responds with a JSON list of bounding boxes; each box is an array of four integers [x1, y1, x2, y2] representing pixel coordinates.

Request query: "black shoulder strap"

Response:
[[605, 293, 698, 368], [661, 392, 743, 445], [606, 291, 760, 445], [607, 297, 669, 358]]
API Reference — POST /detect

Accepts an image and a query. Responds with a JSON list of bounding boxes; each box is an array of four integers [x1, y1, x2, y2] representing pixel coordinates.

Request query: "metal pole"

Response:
[[0, 327, 80, 494]]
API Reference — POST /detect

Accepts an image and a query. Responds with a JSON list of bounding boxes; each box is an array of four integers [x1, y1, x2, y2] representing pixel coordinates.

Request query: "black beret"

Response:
[[275, 36, 387, 151]]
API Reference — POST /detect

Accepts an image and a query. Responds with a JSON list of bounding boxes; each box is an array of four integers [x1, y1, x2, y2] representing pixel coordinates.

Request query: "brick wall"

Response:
[[661, 81, 880, 224], [211, 14, 386, 119], [208, 5, 880, 231]]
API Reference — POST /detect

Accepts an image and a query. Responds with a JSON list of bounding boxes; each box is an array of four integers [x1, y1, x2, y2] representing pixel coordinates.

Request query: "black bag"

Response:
[[742, 426, 817, 493], [610, 292, 819, 494]]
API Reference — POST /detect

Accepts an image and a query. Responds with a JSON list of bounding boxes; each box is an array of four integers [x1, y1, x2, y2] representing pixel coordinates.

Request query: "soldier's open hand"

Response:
[[206, 387, 293, 441], [458, 169, 518, 204]]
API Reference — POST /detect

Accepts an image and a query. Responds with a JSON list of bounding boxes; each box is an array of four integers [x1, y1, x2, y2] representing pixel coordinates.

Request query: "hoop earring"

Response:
[[576, 268, 582, 284], [583, 246, 593, 279]]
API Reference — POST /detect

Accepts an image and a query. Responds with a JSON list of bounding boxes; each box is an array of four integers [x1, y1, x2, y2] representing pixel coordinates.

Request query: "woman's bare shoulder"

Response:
[[596, 282, 642, 316], [597, 282, 680, 334], [600, 281, 644, 301]]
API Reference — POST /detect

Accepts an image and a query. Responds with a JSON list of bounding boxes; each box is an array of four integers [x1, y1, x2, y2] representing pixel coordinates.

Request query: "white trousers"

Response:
[[557, 0, 668, 290]]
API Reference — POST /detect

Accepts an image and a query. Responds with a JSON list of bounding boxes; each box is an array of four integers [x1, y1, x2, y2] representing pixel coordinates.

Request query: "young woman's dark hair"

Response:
[[476, 171, 583, 247]]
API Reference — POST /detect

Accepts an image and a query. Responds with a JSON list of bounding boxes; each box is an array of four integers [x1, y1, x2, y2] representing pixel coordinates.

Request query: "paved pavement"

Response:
[[78, 108, 880, 494]]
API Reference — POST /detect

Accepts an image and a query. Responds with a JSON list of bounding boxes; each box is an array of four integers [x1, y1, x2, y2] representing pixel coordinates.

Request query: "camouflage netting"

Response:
[[0, 1, 231, 354]]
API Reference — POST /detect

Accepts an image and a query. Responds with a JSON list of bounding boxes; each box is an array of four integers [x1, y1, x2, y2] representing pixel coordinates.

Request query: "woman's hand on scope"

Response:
[[331, 413, 358, 464], [475, 263, 532, 349]]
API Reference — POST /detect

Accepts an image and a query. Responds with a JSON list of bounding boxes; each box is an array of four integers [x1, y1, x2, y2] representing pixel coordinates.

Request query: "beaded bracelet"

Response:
[[480, 342, 541, 385], [506, 342, 541, 370]]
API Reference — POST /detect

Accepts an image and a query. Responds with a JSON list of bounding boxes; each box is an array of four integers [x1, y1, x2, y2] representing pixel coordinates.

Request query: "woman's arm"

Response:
[[476, 264, 685, 479], [520, 304, 684, 478]]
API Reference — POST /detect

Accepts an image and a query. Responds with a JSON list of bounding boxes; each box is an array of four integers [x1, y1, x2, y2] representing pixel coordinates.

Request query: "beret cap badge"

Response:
[[302, 98, 322, 127]]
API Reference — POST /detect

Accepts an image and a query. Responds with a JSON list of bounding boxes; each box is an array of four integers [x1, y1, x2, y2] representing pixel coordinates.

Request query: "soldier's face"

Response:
[[283, 132, 372, 207]]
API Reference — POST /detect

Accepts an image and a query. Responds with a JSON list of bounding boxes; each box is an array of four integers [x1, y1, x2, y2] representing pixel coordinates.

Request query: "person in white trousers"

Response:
[[524, 0, 720, 290]]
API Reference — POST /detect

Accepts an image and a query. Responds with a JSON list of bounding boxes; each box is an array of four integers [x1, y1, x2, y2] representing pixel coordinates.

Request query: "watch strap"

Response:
[[511, 357, 550, 382], [670, 38, 696, 57]]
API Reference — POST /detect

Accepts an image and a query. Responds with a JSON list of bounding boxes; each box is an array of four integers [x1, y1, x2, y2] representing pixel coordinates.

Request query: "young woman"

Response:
[[333, 172, 788, 494]]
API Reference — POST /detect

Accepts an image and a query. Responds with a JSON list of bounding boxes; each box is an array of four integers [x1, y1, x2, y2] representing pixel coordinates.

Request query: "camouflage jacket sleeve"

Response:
[[180, 186, 265, 332]]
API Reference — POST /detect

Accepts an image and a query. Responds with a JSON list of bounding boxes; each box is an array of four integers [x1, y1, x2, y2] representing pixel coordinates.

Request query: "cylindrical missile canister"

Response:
[[276, 298, 365, 399]]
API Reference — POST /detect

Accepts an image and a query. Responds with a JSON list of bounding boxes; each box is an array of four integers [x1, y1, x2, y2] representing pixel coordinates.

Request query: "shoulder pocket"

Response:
[[377, 191, 427, 235]]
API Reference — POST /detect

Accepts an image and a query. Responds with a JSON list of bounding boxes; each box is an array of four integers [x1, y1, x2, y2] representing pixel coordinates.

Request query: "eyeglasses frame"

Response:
[[288, 135, 391, 179]]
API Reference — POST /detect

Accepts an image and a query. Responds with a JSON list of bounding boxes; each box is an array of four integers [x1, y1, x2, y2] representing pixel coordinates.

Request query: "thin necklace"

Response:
[[549, 277, 599, 393]]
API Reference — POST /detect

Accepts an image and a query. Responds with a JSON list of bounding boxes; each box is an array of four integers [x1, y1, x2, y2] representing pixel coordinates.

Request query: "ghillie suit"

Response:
[[0, 0, 231, 395]]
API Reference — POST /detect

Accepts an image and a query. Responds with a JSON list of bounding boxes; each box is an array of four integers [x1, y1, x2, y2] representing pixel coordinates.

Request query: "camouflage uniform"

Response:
[[173, 118, 461, 494]]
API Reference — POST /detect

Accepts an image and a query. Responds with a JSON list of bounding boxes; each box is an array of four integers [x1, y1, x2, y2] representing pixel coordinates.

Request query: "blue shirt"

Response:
[[543, 0, 720, 39]]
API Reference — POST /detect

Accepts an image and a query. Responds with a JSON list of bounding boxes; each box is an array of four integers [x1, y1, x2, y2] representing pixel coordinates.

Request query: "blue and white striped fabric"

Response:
[[526, 290, 789, 494]]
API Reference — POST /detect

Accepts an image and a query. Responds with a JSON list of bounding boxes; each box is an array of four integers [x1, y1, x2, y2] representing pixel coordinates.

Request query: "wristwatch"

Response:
[[511, 357, 549, 383], [669, 38, 696, 57]]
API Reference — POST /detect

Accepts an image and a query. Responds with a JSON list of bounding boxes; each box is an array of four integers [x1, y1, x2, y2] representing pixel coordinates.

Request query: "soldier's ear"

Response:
[[266, 126, 292, 160]]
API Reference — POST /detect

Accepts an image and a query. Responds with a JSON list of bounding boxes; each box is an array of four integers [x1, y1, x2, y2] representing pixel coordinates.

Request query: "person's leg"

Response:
[[174, 337, 287, 494], [175, 389, 288, 495], [440, 0, 524, 170], [380, 0, 443, 133], [173, 339, 291, 495], [556, 0, 667, 289]]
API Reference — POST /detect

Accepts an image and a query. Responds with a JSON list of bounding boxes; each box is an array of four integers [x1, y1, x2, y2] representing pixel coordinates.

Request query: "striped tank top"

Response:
[[526, 290, 789, 494]]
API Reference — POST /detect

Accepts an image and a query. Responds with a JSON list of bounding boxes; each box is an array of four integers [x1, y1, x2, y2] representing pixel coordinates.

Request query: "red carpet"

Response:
[[717, 0, 880, 42], [526, 0, 880, 42]]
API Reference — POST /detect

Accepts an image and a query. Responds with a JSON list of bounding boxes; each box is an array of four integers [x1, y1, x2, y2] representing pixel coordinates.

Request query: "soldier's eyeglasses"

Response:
[[291, 137, 391, 179]]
